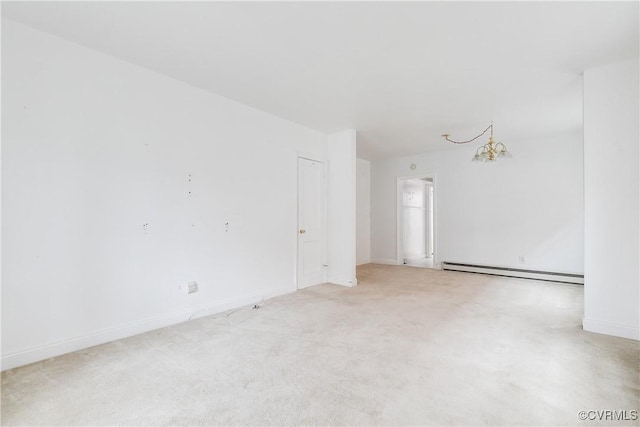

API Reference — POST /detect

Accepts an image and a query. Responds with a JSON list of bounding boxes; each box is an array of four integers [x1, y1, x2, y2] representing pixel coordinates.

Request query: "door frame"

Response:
[[296, 156, 328, 289], [396, 173, 438, 268]]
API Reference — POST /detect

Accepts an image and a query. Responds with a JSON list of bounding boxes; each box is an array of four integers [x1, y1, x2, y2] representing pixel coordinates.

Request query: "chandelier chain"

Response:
[[443, 124, 493, 144], [441, 122, 511, 162]]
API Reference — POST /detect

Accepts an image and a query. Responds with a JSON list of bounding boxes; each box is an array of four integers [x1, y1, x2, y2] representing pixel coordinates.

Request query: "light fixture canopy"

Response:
[[442, 123, 511, 162]]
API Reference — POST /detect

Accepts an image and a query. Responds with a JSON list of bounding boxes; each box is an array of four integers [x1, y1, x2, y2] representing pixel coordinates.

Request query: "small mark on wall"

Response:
[[142, 223, 149, 235]]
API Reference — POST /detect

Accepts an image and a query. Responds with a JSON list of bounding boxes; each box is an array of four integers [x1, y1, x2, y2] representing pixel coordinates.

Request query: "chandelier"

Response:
[[442, 123, 512, 162]]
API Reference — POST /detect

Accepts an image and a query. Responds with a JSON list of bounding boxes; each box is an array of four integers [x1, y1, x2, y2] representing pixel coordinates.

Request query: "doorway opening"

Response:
[[397, 176, 435, 269]]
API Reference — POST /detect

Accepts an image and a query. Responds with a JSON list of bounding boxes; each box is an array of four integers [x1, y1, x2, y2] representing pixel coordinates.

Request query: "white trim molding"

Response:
[[442, 262, 584, 285], [1, 288, 293, 371], [583, 318, 640, 341], [371, 259, 400, 266]]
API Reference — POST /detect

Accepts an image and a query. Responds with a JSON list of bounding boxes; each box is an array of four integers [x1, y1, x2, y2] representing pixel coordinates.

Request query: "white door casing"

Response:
[[297, 157, 326, 289]]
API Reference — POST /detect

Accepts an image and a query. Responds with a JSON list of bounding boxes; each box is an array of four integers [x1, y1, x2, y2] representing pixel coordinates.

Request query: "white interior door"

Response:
[[297, 158, 326, 289]]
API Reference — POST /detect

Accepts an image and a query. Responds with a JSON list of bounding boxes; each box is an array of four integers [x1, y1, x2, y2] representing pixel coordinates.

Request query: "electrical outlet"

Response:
[[178, 281, 198, 294], [187, 281, 198, 294]]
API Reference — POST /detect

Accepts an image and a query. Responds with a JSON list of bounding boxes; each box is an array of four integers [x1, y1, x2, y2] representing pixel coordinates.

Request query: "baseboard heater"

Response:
[[442, 262, 584, 285]]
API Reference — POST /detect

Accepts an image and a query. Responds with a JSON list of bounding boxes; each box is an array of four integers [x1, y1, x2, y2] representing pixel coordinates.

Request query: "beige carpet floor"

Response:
[[2, 264, 639, 426]]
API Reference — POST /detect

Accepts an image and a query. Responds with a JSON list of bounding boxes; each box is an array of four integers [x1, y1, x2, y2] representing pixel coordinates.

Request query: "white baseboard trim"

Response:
[[1, 287, 294, 371], [187, 287, 292, 320], [442, 262, 584, 284], [403, 254, 427, 262], [583, 317, 639, 341], [371, 259, 399, 265], [327, 276, 358, 287], [1, 310, 189, 372]]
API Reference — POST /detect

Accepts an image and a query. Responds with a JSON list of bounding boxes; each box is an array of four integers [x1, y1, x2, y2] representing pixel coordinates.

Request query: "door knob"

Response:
[[299, 229, 306, 234]]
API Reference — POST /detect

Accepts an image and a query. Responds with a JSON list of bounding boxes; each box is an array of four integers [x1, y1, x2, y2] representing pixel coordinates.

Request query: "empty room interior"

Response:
[[1, 1, 639, 426]]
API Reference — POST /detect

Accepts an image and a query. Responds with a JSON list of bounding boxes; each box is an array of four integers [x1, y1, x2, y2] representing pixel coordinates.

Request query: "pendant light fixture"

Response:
[[442, 123, 512, 162]]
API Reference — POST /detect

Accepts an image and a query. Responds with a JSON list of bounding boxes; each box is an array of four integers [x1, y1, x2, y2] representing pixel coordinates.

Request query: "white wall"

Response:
[[356, 158, 371, 265], [327, 130, 357, 286], [1, 19, 329, 369], [583, 58, 639, 340], [371, 130, 585, 274]]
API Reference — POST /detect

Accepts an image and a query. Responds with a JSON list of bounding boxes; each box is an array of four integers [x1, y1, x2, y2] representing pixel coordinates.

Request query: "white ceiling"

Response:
[[2, 1, 638, 159]]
